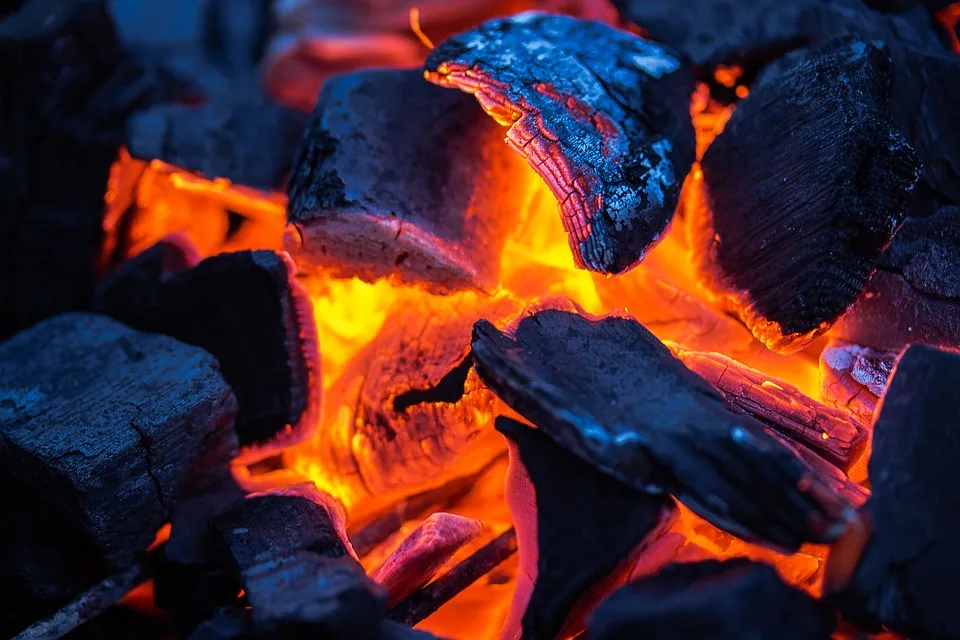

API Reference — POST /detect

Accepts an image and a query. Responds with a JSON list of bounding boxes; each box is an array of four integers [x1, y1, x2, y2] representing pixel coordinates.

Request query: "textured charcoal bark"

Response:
[[496, 416, 674, 640], [0, 0, 154, 340], [471, 304, 856, 551], [833, 207, 960, 352], [372, 513, 482, 607], [286, 68, 529, 293], [424, 12, 696, 275], [819, 342, 897, 424], [687, 37, 921, 353], [589, 559, 836, 640], [0, 313, 238, 636], [672, 347, 869, 470], [126, 92, 307, 192], [830, 345, 960, 638], [98, 250, 321, 463], [297, 295, 516, 507]]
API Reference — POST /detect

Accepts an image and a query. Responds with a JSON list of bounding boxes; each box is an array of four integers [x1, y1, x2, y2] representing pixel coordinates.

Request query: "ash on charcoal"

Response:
[[687, 37, 921, 352], [0, 313, 238, 636], [672, 347, 869, 470], [472, 303, 855, 550], [496, 416, 674, 640], [286, 68, 528, 293], [126, 92, 306, 192], [372, 513, 482, 607], [834, 207, 960, 352], [298, 295, 516, 506], [0, 0, 154, 340], [424, 12, 696, 275], [820, 342, 897, 424], [829, 345, 960, 638], [589, 558, 835, 640], [98, 250, 320, 463]]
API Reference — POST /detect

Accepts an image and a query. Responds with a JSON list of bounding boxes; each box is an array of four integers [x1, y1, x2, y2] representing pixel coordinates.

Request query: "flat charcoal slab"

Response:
[[688, 37, 920, 353], [424, 12, 696, 275], [672, 347, 869, 470], [589, 558, 835, 639], [99, 250, 321, 463], [286, 68, 529, 293], [498, 416, 674, 640], [0, 312, 238, 635], [126, 92, 307, 191], [831, 345, 960, 638], [0, 0, 154, 340], [472, 303, 855, 551], [833, 207, 960, 352]]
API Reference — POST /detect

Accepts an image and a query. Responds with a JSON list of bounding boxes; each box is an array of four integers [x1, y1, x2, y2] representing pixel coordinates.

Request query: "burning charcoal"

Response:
[[671, 347, 869, 470], [828, 345, 960, 638], [820, 342, 897, 424], [496, 416, 674, 640], [687, 38, 921, 353], [0, 313, 238, 636], [373, 513, 483, 606], [0, 0, 155, 340], [286, 69, 529, 293], [833, 207, 960, 352], [589, 559, 836, 640], [472, 303, 857, 550], [101, 250, 321, 463], [424, 12, 696, 275], [291, 294, 517, 511], [388, 527, 519, 627], [126, 92, 307, 192]]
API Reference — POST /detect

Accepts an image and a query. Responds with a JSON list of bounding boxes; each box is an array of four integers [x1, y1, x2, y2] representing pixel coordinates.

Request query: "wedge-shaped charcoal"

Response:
[[671, 347, 869, 470], [126, 92, 306, 192], [0, 313, 238, 636], [833, 207, 960, 352], [829, 345, 960, 638], [589, 559, 835, 640], [0, 0, 154, 340], [291, 294, 516, 512], [496, 416, 674, 640], [472, 304, 856, 550], [820, 342, 897, 424], [373, 513, 482, 606], [687, 38, 921, 353], [286, 69, 529, 293], [100, 250, 321, 463], [424, 12, 696, 275]]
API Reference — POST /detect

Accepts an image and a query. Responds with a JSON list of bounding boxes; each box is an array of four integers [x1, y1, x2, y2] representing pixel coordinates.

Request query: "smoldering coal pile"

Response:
[[2, 0, 960, 638]]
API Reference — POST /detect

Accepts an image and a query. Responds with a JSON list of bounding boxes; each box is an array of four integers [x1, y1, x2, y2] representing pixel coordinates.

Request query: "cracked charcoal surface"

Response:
[[688, 37, 921, 353], [472, 304, 856, 551], [819, 342, 897, 425], [286, 68, 529, 293], [0, 312, 238, 636], [424, 12, 696, 275], [832, 345, 960, 638]]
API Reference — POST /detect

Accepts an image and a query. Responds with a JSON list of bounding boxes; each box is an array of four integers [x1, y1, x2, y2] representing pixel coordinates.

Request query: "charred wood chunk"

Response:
[[292, 294, 516, 510], [672, 347, 869, 470], [286, 69, 529, 293], [829, 345, 960, 638], [496, 416, 674, 640], [0, 313, 238, 636], [372, 513, 482, 607], [820, 342, 897, 425], [424, 12, 696, 275], [0, 0, 154, 339], [126, 92, 307, 192], [101, 250, 321, 463], [834, 207, 960, 352], [589, 559, 836, 640], [687, 38, 921, 353], [472, 303, 856, 550]]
